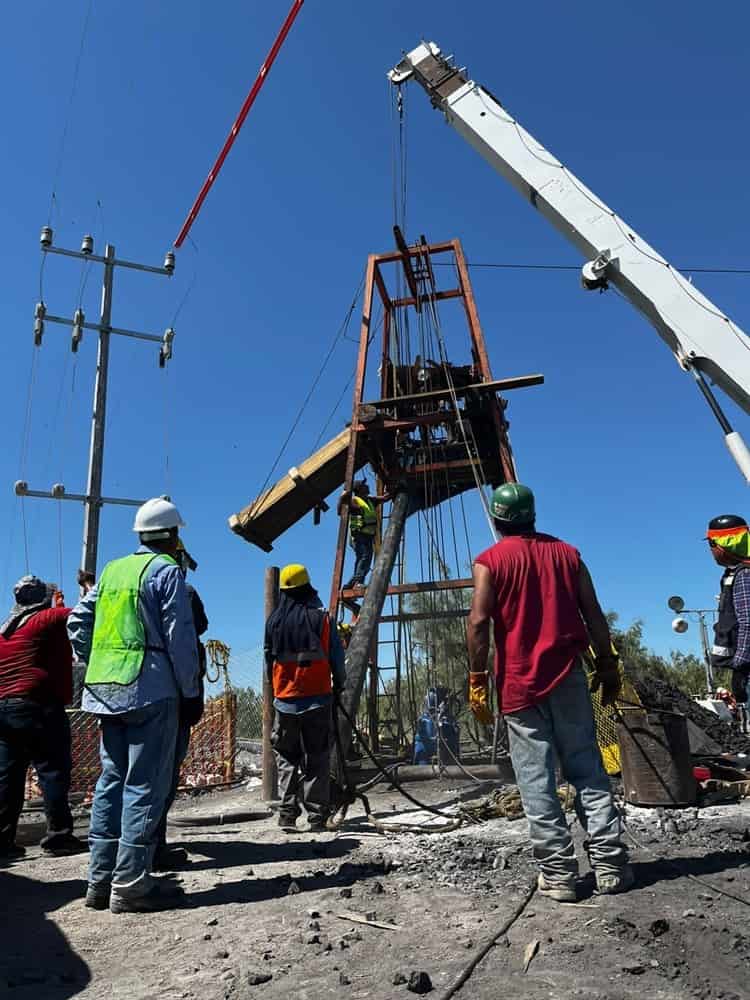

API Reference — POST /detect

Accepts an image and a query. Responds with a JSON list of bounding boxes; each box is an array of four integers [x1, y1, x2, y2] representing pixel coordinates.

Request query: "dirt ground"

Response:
[[4, 779, 750, 1000]]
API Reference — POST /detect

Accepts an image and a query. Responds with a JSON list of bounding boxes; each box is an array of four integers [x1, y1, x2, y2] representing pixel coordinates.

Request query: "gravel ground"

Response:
[[4, 780, 750, 1000]]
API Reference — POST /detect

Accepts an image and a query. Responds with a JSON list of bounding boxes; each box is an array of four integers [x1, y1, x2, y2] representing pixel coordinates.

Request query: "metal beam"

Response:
[[379, 608, 469, 624], [342, 577, 473, 599], [393, 225, 421, 312], [366, 374, 544, 410]]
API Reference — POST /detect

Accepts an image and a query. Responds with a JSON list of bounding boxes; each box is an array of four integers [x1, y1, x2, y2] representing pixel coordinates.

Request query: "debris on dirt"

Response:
[[622, 963, 646, 975], [338, 971, 351, 986], [393, 972, 408, 985], [522, 939, 540, 973], [335, 910, 401, 930], [406, 970, 433, 994], [649, 917, 670, 937], [287, 880, 301, 895], [246, 970, 273, 986]]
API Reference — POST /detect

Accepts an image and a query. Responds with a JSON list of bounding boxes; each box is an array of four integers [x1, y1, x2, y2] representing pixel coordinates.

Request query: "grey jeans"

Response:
[[505, 665, 627, 882], [271, 706, 331, 823]]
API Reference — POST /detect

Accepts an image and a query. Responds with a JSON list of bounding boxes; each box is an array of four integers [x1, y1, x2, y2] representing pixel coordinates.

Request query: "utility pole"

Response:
[[15, 227, 177, 578]]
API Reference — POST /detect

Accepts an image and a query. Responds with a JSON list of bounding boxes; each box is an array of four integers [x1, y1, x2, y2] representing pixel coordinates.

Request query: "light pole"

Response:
[[667, 594, 717, 694]]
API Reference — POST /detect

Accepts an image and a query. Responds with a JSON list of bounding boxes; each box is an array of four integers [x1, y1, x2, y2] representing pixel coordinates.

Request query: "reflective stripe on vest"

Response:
[[350, 496, 376, 537], [272, 614, 332, 699], [85, 552, 177, 687]]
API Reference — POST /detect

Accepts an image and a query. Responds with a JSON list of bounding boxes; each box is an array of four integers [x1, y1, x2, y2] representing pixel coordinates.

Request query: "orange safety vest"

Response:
[[272, 613, 333, 700]]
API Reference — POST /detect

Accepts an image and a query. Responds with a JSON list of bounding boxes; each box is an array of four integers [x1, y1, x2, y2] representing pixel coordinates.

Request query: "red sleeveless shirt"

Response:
[[475, 533, 589, 713]]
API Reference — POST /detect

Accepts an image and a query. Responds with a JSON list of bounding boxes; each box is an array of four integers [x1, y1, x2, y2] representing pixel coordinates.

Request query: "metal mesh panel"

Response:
[[24, 643, 266, 801]]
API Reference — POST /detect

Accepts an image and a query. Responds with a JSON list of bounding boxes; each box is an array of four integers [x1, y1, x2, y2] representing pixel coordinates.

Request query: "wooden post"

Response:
[[263, 566, 279, 801]]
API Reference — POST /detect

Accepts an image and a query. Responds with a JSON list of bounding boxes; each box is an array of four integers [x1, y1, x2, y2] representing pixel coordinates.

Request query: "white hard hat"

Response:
[[133, 497, 185, 536]]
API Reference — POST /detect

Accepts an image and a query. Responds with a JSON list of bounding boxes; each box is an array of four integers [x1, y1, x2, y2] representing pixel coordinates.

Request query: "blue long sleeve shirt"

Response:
[[68, 545, 200, 715], [733, 567, 750, 669]]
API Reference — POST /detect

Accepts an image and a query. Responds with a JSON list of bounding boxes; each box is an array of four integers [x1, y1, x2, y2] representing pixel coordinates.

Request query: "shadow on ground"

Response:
[[632, 849, 750, 890], [178, 835, 361, 871], [1, 870, 90, 995], [182, 858, 384, 909]]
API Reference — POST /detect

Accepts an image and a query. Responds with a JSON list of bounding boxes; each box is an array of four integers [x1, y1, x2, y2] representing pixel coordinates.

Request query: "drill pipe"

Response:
[[332, 488, 410, 783]]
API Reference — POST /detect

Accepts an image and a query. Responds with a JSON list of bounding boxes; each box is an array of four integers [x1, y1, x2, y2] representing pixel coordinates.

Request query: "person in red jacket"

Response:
[[0, 575, 84, 859], [467, 484, 632, 902]]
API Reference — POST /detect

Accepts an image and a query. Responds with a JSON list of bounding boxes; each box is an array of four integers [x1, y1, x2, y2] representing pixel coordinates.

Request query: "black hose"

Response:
[[335, 697, 463, 821]]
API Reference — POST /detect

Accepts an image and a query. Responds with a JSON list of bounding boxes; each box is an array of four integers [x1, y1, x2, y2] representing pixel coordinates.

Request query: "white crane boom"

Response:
[[389, 42, 750, 482]]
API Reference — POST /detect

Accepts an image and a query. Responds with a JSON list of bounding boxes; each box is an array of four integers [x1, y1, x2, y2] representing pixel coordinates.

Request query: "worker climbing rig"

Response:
[[230, 230, 543, 776]]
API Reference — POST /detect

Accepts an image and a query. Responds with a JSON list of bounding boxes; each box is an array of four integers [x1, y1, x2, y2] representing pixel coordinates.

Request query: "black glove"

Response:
[[180, 694, 204, 727], [731, 669, 749, 704]]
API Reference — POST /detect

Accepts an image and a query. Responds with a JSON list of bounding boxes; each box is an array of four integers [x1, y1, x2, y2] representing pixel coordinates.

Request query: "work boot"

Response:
[[153, 844, 189, 871], [85, 883, 111, 910], [40, 831, 88, 856], [307, 815, 330, 833], [278, 813, 298, 833], [595, 865, 635, 895], [536, 872, 577, 903], [110, 882, 184, 914]]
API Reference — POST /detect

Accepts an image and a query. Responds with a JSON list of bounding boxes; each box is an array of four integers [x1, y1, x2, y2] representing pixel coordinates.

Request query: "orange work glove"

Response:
[[590, 653, 622, 708], [468, 671, 494, 726]]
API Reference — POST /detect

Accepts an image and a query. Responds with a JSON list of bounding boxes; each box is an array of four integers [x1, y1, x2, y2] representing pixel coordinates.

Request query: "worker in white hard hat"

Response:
[[67, 497, 200, 914]]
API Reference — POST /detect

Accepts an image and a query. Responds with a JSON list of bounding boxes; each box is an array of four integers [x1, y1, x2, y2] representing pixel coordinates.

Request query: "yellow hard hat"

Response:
[[279, 563, 310, 590]]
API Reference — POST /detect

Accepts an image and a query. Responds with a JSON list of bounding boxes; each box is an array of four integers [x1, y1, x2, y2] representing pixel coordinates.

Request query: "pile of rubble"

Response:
[[632, 674, 750, 755]]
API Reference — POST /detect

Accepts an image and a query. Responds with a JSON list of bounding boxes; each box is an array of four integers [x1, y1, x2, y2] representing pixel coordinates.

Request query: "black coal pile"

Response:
[[631, 674, 750, 755]]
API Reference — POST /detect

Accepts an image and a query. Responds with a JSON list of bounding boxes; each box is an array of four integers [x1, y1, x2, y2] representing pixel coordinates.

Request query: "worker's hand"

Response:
[[590, 654, 622, 708], [731, 669, 749, 704], [180, 694, 205, 728], [468, 671, 494, 726]]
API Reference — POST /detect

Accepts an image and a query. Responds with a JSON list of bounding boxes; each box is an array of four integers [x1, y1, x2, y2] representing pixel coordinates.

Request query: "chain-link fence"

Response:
[[24, 642, 266, 804]]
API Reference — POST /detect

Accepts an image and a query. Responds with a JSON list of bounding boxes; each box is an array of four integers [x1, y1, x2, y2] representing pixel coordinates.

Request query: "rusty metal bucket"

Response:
[[617, 707, 697, 807]]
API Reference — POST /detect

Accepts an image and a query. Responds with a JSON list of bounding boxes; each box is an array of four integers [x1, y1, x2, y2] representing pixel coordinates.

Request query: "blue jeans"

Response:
[[505, 665, 627, 883], [88, 699, 178, 896], [155, 718, 192, 850], [0, 699, 73, 846], [350, 533, 374, 585]]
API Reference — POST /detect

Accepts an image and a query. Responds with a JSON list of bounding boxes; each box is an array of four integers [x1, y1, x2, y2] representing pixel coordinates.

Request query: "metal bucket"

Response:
[[617, 707, 697, 807]]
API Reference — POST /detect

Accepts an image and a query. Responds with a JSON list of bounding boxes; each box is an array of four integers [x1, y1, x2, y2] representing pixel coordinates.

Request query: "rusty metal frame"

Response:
[[328, 233, 538, 748]]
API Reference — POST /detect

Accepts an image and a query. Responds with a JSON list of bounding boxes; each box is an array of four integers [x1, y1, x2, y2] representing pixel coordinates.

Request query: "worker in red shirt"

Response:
[[0, 575, 84, 859], [467, 484, 632, 902]]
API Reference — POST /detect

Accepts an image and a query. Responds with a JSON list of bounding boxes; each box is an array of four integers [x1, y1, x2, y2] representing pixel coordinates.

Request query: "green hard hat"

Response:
[[490, 483, 535, 524]]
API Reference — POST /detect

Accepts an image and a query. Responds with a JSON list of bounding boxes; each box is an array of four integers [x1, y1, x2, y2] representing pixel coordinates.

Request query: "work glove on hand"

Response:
[[468, 671, 494, 726], [590, 654, 622, 708], [731, 669, 749, 704], [180, 694, 205, 728]]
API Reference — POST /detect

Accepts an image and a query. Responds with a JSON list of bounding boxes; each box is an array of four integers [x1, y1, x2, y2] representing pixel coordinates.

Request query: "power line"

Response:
[[432, 261, 750, 274]]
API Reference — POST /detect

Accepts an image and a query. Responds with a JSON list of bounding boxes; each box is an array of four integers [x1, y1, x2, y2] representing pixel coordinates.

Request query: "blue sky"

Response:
[[2, 1, 749, 687]]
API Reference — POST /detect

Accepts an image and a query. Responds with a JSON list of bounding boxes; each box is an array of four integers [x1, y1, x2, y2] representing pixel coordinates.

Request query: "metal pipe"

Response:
[[262, 566, 279, 801], [332, 489, 411, 770]]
